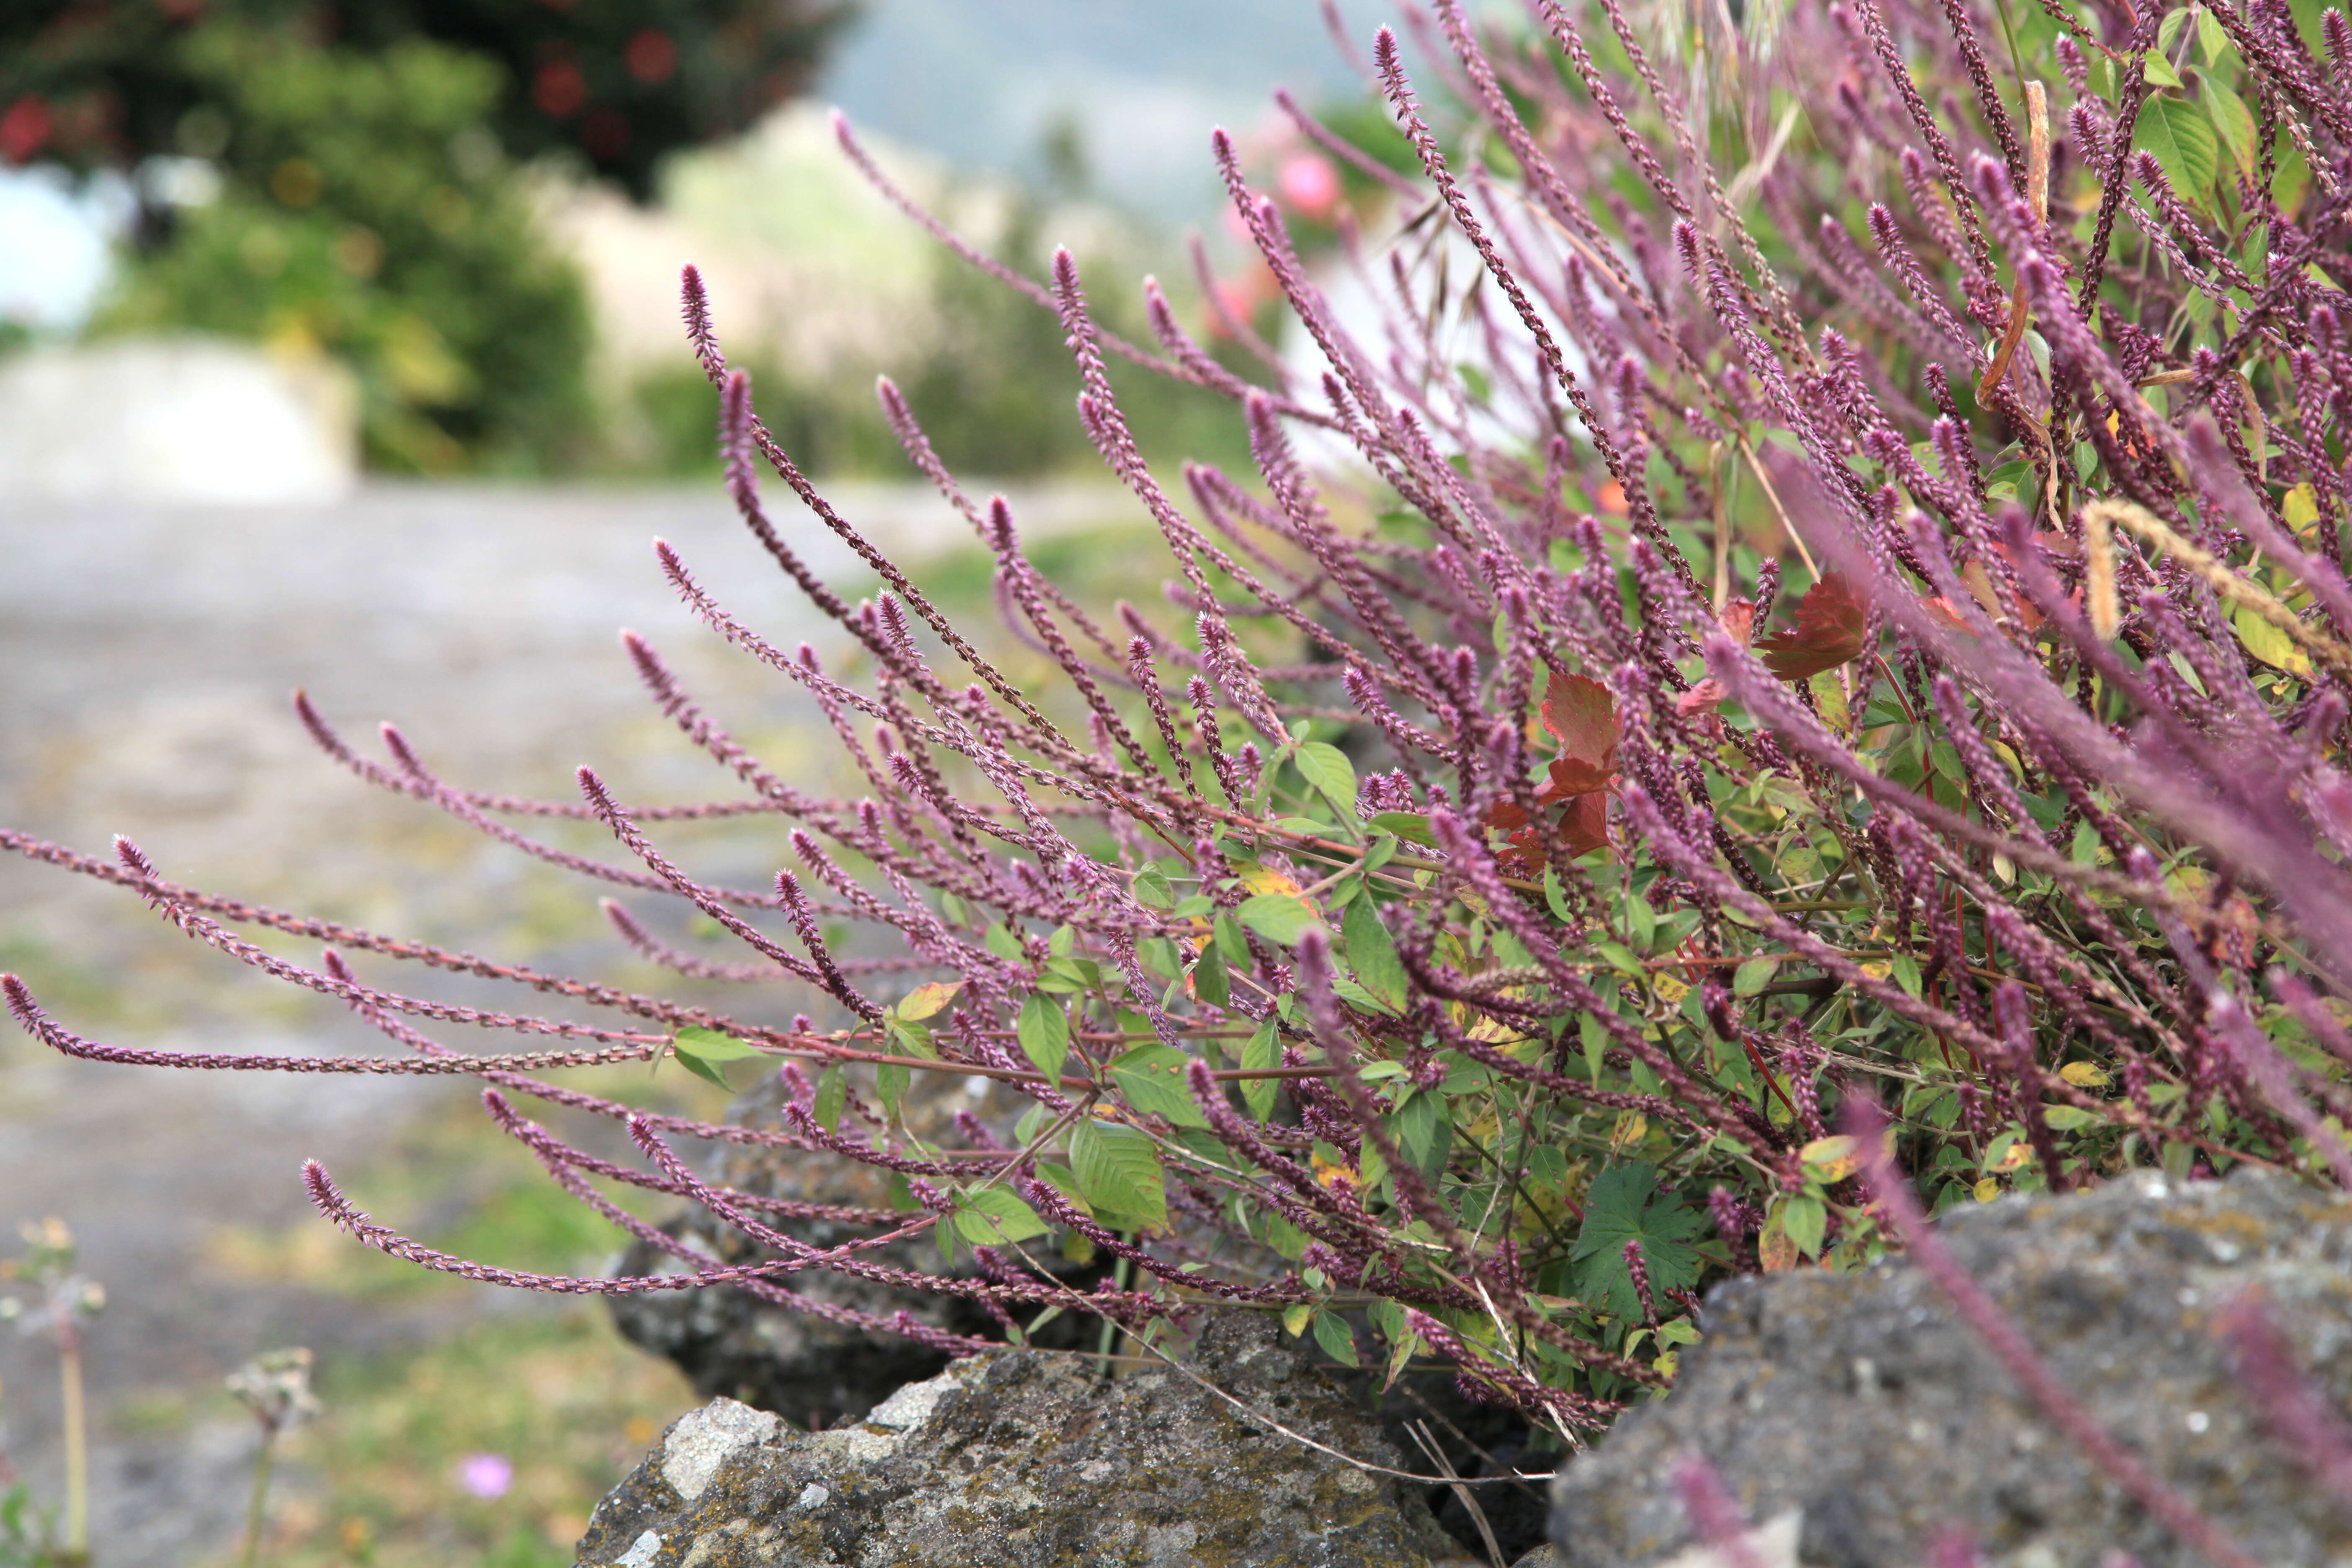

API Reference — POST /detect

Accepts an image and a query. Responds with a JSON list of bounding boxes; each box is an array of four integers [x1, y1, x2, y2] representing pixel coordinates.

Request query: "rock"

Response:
[[1549, 1168, 2352, 1568], [575, 1309, 1473, 1567], [608, 1071, 1099, 1430]]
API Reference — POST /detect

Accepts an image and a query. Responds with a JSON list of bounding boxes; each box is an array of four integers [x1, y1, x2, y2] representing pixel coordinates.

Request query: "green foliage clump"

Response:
[[96, 29, 591, 474], [1, 0, 847, 201]]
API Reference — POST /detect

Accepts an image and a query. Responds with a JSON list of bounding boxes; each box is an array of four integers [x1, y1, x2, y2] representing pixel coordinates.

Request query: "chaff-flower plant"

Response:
[[8, 0, 2352, 1460]]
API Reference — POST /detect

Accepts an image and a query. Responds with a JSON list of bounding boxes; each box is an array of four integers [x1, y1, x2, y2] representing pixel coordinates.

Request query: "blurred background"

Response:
[[0, 2, 1406, 1564]]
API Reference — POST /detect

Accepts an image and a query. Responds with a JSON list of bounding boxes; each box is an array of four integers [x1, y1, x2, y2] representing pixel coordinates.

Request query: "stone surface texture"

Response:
[[1550, 1168, 2352, 1568], [575, 1310, 1470, 1567]]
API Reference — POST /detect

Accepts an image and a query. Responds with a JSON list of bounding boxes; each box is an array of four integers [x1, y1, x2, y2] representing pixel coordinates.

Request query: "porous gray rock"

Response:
[[575, 1310, 1470, 1567], [1549, 1168, 2352, 1568]]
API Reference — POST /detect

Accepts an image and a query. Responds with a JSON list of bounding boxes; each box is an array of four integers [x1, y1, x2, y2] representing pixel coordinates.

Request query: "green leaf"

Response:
[[1016, 995, 1071, 1081], [1068, 1117, 1168, 1230], [1891, 953, 1923, 997], [1214, 913, 1253, 969], [892, 980, 963, 1021], [1542, 864, 1574, 923], [813, 1063, 846, 1132], [1312, 1310, 1362, 1367], [1341, 899, 1408, 1012], [1570, 1162, 1709, 1319], [1110, 1045, 1211, 1128], [1331, 977, 1400, 1016], [1293, 742, 1361, 819], [2137, 93, 2219, 209], [1237, 893, 1320, 946], [2156, 5, 2192, 54], [1191, 941, 1230, 1008], [1049, 924, 1076, 959], [1133, 864, 1176, 908], [1732, 957, 1777, 997], [952, 1186, 1051, 1246], [2143, 52, 2184, 87], [1367, 811, 1436, 847], [674, 1025, 760, 1061], [876, 1059, 909, 1117], [1779, 1192, 1828, 1257], [1137, 936, 1184, 981], [671, 1026, 760, 1090], [984, 924, 1025, 962], [670, 1052, 735, 1091], [2205, 80, 2257, 179], [885, 1018, 938, 1060], [2197, 5, 2229, 63], [1282, 1301, 1315, 1337], [1240, 1018, 1281, 1121]]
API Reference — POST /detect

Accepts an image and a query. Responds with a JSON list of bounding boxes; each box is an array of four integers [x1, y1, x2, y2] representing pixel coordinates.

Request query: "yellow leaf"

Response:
[[1799, 1134, 1861, 1181], [892, 980, 965, 1021], [2285, 483, 2320, 530], [1607, 1110, 1649, 1152], [2059, 1061, 2111, 1088], [2234, 603, 2313, 675], [1238, 863, 1305, 897], [1311, 1150, 1360, 1189], [1759, 1223, 1799, 1271], [2166, 864, 2212, 898], [1652, 973, 1692, 1006], [1807, 669, 1850, 730], [1994, 1142, 2033, 1171], [1973, 1177, 2001, 1203]]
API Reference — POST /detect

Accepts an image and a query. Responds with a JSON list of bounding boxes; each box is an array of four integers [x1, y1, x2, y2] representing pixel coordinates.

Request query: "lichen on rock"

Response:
[[575, 1310, 1472, 1567], [1547, 1169, 2352, 1568]]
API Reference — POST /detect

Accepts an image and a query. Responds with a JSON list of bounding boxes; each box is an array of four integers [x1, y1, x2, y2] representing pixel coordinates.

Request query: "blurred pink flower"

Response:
[[456, 1452, 513, 1499], [1276, 153, 1341, 220]]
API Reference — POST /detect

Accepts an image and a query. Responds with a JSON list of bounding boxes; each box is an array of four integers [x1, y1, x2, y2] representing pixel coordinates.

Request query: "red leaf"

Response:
[[1489, 792, 1609, 873], [1558, 790, 1609, 858], [1756, 572, 1868, 680], [1540, 673, 1618, 793], [1675, 677, 1730, 717]]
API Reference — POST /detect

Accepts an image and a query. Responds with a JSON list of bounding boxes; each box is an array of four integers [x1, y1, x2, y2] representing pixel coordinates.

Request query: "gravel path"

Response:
[[0, 477, 1131, 1564]]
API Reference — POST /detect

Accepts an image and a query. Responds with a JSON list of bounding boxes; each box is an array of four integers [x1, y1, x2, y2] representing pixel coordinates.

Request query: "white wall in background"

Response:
[[0, 337, 358, 505]]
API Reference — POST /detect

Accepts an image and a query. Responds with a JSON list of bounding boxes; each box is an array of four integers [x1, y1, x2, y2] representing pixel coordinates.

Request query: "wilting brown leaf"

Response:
[[1756, 572, 1868, 680], [1719, 597, 1757, 647], [1540, 673, 1619, 793]]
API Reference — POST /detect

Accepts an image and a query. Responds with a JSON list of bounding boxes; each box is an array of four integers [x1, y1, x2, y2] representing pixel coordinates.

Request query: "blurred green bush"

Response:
[[2, 0, 848, 201], [5, 0, 845, 475], [95, 29, 592, 474]]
